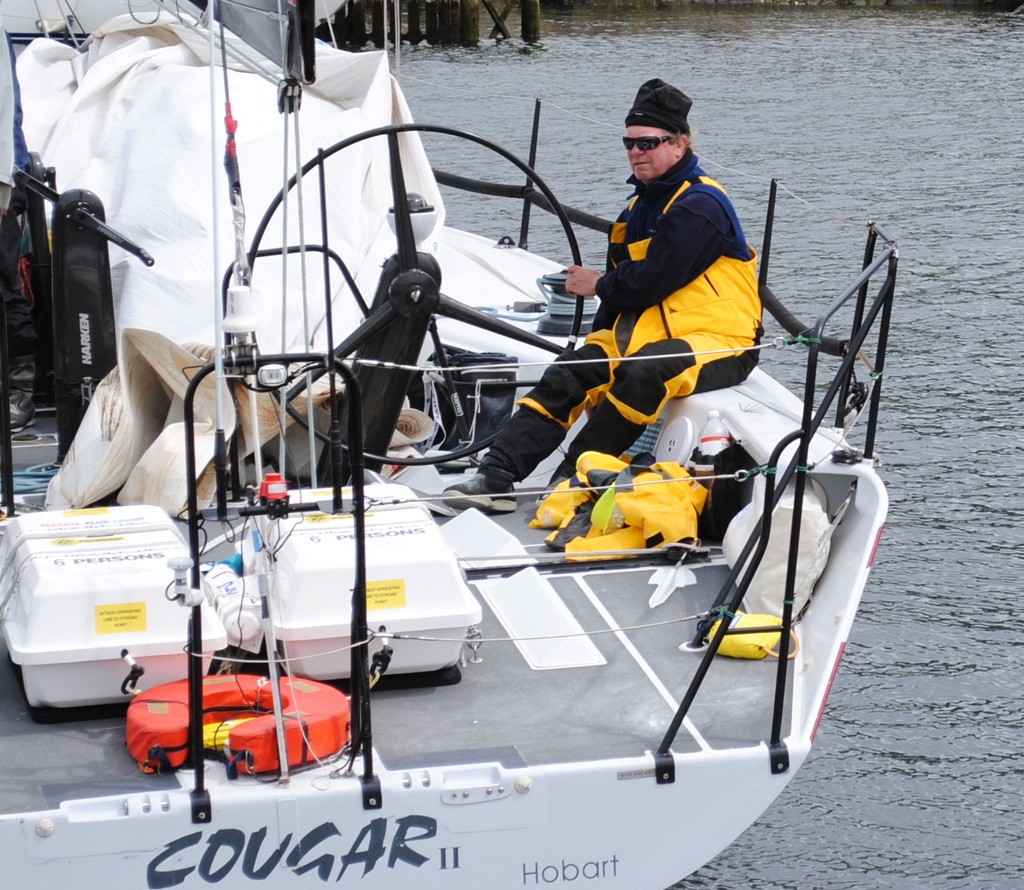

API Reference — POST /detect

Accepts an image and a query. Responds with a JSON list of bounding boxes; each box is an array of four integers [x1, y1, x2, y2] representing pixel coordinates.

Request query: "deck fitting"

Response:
[[653, 751, 676, 785], [190, 788, 212, 824], [769, 741, 790, 774], [362, 774, 383, 810]]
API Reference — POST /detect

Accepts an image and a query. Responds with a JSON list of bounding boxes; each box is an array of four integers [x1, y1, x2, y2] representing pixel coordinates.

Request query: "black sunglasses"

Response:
[[622, 135, 673, 152]]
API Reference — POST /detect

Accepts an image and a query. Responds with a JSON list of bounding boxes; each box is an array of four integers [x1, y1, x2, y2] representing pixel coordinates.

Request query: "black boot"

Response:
[[440, 472, 517, 514], [442, 407, 568, 514], [9, 356, 35, 433], [479, 406, 569, 482]]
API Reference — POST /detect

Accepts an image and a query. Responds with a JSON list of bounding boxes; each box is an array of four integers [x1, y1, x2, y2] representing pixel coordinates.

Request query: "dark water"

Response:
[[396, 6, 1024, 888]]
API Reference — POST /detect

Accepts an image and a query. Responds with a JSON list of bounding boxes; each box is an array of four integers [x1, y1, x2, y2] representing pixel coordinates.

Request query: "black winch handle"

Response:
[[14, 169, 155, 267], [69, 206, 155, 267]]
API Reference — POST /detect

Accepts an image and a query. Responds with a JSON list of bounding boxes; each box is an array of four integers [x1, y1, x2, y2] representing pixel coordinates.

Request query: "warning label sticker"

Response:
[[95, 602, 148, 634], [366, 579, 407, 611]]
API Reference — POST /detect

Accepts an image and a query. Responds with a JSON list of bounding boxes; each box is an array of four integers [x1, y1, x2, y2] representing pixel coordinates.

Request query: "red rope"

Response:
[[18, 257, 34, 310]]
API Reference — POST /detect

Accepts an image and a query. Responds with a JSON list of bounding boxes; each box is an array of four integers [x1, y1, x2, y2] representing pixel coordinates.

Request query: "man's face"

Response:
[[624, 127, 688, 183]]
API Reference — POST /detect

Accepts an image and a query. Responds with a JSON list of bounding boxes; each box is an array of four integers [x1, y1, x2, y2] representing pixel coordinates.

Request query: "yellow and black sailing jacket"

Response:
[[608, 176, 761, 356]]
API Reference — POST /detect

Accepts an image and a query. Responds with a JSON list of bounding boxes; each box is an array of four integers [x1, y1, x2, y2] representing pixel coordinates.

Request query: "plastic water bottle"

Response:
[[697, 410, 731, 457], [202, 564, 264, 652], [688, 409, 732, 484]]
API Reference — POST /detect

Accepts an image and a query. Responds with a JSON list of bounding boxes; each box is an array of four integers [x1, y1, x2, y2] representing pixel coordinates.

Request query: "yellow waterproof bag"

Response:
[[709, 611, 799, 660]]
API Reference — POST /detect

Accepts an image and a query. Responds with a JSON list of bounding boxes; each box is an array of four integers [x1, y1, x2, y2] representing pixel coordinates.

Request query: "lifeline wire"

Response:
[[351, 336, 784, 377], [191, 612, 704, 669]]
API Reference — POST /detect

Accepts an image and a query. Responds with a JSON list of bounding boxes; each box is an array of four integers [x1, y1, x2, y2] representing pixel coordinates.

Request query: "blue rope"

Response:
[[1, 462, 59, 496]]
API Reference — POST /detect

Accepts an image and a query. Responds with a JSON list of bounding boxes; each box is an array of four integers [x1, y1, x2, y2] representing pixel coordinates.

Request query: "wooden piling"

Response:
[[521, 0, 540, 43], [437, 0, 451, 44], [449, 0, 461, 45], [461, 0, 480, 46], [318, 2, 368, 50], [347, 0, 368, 46], [408, 0, 424, 44], [424, 0, 439, 44]]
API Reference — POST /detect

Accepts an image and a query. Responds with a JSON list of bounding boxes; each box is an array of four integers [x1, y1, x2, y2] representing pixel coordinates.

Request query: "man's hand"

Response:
[[566, 264, 601, 297]]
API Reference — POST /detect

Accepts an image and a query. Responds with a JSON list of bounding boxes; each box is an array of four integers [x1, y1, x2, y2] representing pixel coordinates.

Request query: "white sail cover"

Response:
[[16, 14, 447, 509], [17, 13, 443, 351]]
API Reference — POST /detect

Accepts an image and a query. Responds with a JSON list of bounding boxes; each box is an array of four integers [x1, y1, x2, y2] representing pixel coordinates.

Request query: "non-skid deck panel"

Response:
[[0, 643, 178, 813], [576, 567, 792, 749], [371, 557, 790, 771], [371, 576, 688, 771]]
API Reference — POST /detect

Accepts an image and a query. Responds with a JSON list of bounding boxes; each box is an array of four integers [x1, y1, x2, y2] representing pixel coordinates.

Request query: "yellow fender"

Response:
[[708, 611, 800, 660]]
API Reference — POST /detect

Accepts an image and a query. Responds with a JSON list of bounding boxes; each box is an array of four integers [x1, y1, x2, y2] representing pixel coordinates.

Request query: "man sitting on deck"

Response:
[[442, 78, 762, 514]]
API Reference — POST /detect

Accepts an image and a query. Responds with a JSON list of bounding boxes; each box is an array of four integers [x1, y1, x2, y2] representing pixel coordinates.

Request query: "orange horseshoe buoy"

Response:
[[126, 673, 350, 775]]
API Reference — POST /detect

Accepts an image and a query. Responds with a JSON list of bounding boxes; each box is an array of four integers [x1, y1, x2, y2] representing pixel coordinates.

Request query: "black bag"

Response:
[[427, 349, 519, 451], [690, 442, 749, 541]]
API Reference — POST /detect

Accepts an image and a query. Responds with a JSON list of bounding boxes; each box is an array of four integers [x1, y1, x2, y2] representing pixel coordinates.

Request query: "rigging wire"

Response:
[[206, 3, 313, 785], [206, 6, 229, 465]]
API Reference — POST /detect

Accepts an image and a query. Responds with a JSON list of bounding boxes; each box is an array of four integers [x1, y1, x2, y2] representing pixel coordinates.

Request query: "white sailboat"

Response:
[[0, 6, 896, 887]]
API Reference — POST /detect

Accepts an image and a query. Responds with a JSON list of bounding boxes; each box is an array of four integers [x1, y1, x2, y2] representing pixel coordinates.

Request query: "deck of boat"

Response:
[[0, 348, 881, 823], [0, 428, 789, 816]]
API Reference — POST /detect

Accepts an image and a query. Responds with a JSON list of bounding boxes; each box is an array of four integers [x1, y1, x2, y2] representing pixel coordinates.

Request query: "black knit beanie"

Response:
[[624, 79, 692, 134]]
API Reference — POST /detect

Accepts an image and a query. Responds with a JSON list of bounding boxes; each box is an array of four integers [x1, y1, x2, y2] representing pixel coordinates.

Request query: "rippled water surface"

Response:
[[395, 7, 1024, 888]]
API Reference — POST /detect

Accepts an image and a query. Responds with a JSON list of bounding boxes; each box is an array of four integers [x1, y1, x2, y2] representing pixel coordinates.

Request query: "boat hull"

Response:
[[0, 742, 809, 888]]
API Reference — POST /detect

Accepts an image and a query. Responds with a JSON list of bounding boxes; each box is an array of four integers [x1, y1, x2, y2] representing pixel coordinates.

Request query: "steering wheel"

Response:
[[246, 123, 585, 473]]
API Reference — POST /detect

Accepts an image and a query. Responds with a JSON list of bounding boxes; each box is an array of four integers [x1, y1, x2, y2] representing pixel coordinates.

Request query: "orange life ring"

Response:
[[126, 673, 350, 775]]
